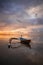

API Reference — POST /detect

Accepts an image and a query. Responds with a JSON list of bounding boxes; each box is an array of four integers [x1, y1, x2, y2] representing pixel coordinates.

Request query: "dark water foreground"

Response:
[[0, 39, 43, 65]]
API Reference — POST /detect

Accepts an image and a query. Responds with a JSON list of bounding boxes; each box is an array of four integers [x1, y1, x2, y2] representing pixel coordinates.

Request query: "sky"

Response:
[[0, 0, 43, 37]]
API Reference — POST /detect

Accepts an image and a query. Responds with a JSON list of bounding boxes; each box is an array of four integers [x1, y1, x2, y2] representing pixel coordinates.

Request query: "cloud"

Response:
[[0, 0, 43, 6], [0, 0, 43, 31], [0, 0, 43, 14]]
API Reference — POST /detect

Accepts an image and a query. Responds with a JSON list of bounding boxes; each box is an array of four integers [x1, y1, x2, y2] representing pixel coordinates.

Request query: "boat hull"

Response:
[[21, 40, 31, 44], [21, 40, 31, 48]]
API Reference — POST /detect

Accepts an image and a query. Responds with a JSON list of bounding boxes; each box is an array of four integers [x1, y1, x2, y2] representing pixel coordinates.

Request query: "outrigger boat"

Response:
[[8, 35, 31, 49]]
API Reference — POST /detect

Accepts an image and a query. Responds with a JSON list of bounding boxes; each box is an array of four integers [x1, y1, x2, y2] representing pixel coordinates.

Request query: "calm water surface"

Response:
[[0, 34, 43, 65]]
